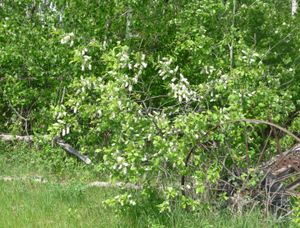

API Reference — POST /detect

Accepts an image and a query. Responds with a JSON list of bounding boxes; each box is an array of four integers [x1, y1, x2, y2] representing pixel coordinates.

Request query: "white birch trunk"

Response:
[[292, 0, 298, 16], [125, 7, 133, 39]]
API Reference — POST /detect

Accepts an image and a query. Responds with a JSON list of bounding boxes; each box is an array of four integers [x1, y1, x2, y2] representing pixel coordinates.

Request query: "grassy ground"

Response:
[[0, 180, 284, 228], [0, 142, 289, 227], [0, 181, 120, 227]]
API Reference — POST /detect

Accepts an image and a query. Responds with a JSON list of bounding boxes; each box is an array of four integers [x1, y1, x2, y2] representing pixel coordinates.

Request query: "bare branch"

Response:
[[0, 134, 92, 165]]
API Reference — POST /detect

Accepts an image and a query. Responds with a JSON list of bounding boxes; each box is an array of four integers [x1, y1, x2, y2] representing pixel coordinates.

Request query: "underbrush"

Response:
[[0, 141, 98, 182], [0, 142, 291, 227]]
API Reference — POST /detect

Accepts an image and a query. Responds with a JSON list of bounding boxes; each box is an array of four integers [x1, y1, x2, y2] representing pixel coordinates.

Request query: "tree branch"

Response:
[[0, 134, 92, 165]]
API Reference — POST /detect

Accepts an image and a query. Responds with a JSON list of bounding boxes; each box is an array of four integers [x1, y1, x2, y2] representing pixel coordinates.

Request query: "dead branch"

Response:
[[0, 175, 141, 190], [262, 144, 300, 170], [0, 134, 33, 142], [88, 181, 141, 190], [0, 134, 91, 165], [54, 137, 91, 165], [238, 119, 300, 143]]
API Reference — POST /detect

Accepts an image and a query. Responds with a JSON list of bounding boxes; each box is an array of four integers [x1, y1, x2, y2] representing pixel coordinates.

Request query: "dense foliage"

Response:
[[1, 0, 299, 216]]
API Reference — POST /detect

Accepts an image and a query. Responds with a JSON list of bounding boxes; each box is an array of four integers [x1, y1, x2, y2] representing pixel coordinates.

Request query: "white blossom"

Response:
[[141, 62, 147, 68], [116, 156, 123, 163], [60, 32, 74, 45]]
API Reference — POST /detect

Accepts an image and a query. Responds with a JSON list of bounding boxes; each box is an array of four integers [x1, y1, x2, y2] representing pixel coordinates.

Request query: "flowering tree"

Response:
[[1, 0, 300, 213]]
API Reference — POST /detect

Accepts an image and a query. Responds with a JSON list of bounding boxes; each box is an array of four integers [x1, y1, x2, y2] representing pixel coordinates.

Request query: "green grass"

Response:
[[0, 142, 290, 227], [0, 141, 100, 182], [0, 181, 121, 227], [0, 180, 284, 228]]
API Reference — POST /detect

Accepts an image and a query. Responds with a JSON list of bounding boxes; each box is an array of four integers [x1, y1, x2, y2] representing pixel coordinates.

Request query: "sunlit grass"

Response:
[[0, 181, 122, 228]]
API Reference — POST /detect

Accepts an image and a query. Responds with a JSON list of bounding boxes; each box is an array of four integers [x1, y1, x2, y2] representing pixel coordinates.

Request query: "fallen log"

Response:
[[0, 134, 33, 142], [0, 175, 141, 190], [0, 133, 92, 165], [88, 181, 141, 190], [181, 143, 300, 215], [0, 175, 47, 183], [227, 144, 300, 213], [262, 144, 300, 171]]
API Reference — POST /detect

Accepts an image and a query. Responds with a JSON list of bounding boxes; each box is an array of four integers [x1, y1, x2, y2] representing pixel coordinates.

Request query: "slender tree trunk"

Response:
[[125, 7, 133, 39], [229, 0, 236, 70], [292, 0, 298, 16]]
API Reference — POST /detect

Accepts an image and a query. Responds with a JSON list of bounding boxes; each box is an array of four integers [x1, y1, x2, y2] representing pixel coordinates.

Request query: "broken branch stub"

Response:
[[54, 137, 92, 165]]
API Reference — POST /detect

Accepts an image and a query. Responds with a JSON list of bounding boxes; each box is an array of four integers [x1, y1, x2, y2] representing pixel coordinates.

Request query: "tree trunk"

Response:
[[292, 0, 298, 16]]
